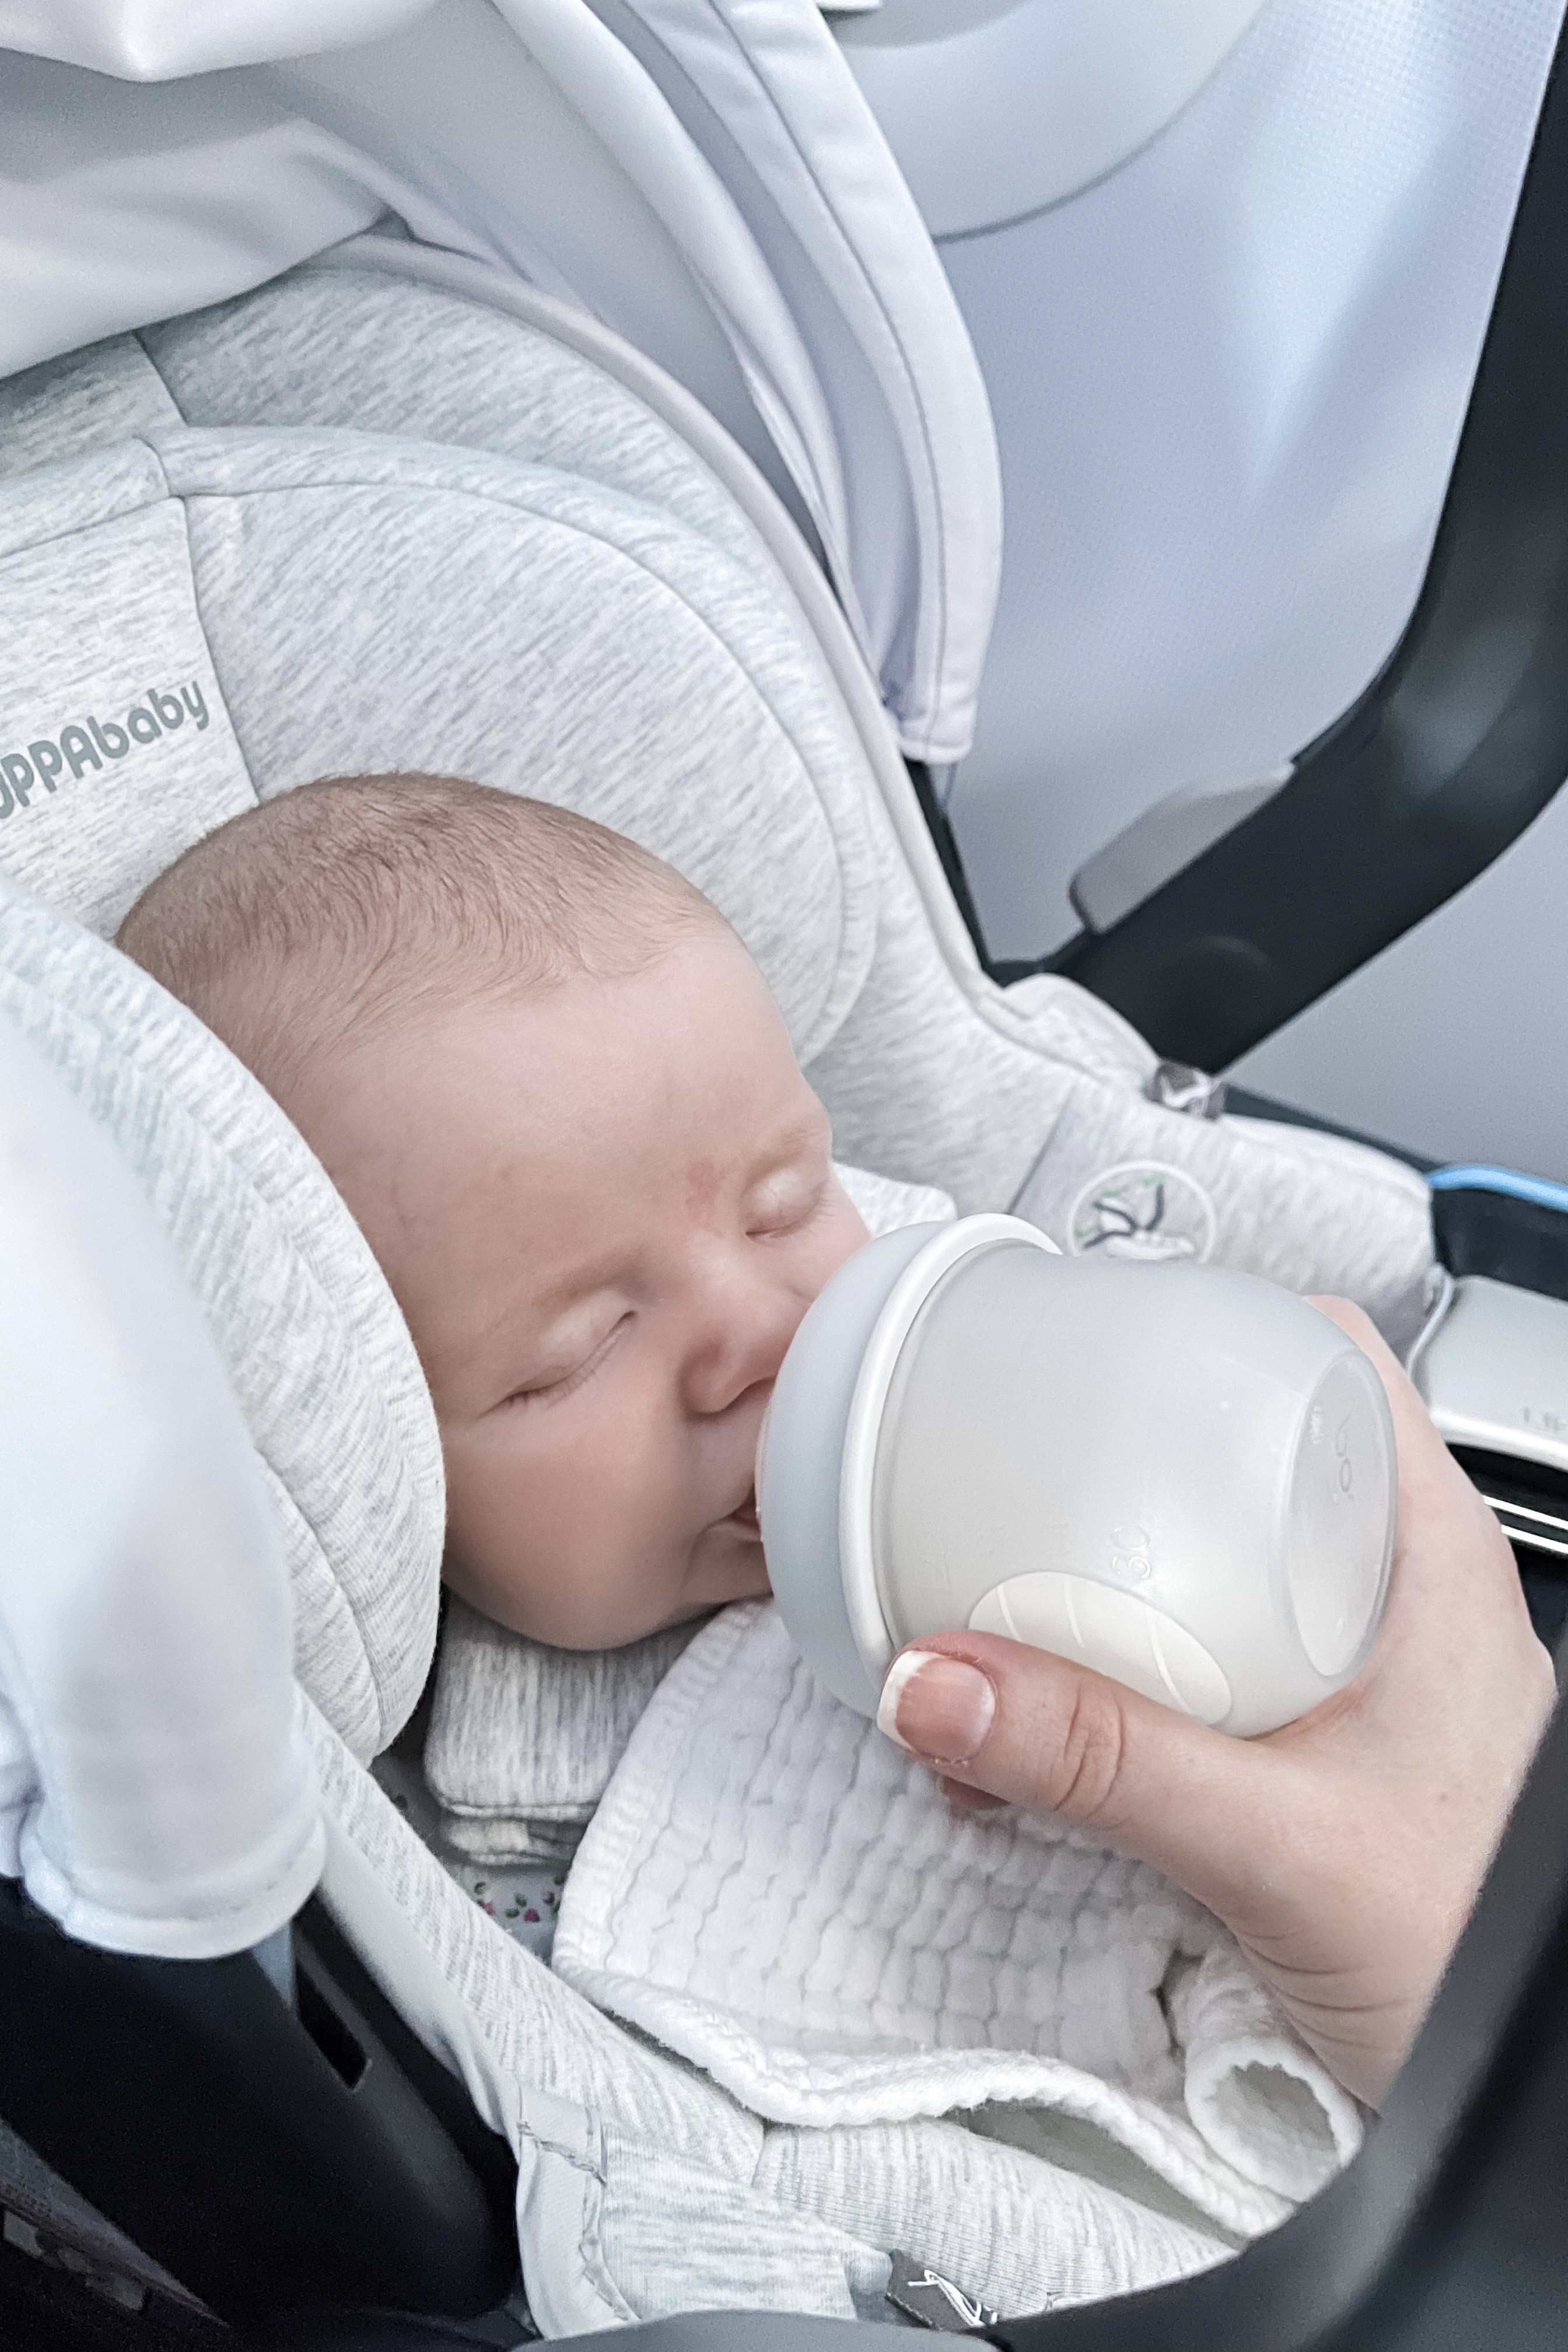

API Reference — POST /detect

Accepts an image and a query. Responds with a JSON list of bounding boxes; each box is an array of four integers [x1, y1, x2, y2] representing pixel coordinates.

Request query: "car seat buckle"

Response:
[[887, 2249, 1004, 2331], [1147, 1059, 1228, 1119]]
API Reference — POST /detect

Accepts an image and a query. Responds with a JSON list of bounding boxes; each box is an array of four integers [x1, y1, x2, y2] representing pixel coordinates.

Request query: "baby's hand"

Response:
[[876, 1299, 1558, 2106]]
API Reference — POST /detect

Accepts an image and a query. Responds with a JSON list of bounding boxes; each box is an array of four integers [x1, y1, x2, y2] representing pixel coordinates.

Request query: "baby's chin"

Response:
[[596, 1542, 769, 1653]]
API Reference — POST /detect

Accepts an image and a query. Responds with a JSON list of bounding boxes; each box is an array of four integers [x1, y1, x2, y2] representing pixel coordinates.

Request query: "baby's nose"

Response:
[[685, 1269, 806, 1417]]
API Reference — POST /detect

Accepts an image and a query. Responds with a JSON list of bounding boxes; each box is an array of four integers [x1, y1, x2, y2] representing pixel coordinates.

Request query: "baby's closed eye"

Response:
[[498, 1310, 634, 1410], [746, 1164, 833, 1241]]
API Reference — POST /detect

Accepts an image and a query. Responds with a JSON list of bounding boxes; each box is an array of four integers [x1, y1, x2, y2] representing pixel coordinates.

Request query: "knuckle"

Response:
[[1042, 1677, 1129, 1826]]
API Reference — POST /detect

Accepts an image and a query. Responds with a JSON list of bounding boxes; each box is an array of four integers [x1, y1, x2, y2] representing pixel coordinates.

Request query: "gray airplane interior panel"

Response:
[[929, 0, 1556, 937], [834, 0, 1567, 1176], [1228, 780, 1568, 1184]]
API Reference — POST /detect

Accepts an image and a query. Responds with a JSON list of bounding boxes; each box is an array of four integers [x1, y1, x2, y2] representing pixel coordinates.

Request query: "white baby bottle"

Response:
[[756, 1216, 1396, 1737]]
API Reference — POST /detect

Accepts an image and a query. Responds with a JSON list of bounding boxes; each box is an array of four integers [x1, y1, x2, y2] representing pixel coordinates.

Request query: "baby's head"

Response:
[[117, 774, 868, 1647]]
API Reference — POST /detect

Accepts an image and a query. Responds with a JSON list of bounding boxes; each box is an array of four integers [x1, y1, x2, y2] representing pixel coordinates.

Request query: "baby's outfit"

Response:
[[415, 1164, 1362, 2320]]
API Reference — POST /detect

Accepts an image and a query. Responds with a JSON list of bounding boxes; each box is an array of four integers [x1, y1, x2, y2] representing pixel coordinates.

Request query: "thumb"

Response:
[[877, 1632, 1282, 1920]]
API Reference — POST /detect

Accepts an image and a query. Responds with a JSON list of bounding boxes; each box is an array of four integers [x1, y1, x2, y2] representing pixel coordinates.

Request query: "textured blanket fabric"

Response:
[[321, 1657, 1251, 2330], [552, 1603, 1362, 2246]]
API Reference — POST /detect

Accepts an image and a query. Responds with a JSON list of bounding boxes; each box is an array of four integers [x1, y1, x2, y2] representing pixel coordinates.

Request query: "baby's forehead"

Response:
[[117, 772, 738, 1094], [362, 922, 767, 1115], [399, 932, 799, 1155]]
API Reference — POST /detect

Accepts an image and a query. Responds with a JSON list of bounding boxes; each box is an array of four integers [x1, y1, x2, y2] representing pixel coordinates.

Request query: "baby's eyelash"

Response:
[[750, 1172, 831, 1240], [503, 1316, 629, 1409], [504, 1370, 578, 1409]]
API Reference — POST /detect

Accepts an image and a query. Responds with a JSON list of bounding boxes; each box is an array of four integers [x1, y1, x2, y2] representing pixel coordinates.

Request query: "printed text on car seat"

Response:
[[0, 683, 209, 821]]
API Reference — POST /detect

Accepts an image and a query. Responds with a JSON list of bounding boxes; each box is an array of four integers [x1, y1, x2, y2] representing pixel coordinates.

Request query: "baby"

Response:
[[118, 770, 1555, 2109], [117, 771, 872, 1652]]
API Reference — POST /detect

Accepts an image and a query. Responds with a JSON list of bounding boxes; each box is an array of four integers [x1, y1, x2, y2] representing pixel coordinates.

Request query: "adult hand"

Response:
[[875, 1301, 1558, 2106]]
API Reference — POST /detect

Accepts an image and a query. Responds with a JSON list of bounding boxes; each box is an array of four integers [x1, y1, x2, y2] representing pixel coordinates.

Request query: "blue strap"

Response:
[[1429, 1164, 1568, 1216]]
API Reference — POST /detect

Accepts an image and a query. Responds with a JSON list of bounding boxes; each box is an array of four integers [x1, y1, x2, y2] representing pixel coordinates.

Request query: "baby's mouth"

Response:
[[724, 1485, 761, 1536]]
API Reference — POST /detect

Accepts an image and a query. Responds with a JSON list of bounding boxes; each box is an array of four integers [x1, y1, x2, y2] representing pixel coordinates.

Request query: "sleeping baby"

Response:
[[116, 771, 1552, 2149], [118, 771, 872, 1653]]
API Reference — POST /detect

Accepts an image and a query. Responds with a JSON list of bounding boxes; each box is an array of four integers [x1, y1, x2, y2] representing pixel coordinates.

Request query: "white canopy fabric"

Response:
[[0, 1013, 323, 1960], [0, 0, 1000, 762], [0, 0, 434, 76]]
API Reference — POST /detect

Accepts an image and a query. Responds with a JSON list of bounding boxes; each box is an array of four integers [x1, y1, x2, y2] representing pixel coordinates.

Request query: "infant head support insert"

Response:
[[760, 1216, 1396, 1734]]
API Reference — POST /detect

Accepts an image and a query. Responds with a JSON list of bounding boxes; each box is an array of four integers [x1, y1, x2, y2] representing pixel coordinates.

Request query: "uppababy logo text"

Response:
[[0, 681, 209, 821]]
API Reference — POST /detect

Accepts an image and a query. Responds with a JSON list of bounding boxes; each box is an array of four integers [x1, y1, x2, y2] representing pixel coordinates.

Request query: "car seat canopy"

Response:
[[0, 0, 1003, 765], [0, 1, 439, 81]]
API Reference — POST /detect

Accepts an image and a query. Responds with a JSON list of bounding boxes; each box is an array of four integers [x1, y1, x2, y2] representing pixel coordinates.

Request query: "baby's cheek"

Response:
[[440, 1411, 689, 1647], [811, 1189, 872, 1291], [438, 1427, 578, 1636]]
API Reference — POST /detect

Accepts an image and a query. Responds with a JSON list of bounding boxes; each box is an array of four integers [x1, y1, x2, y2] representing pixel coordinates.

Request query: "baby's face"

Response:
[[289, 927, 869, 1647]]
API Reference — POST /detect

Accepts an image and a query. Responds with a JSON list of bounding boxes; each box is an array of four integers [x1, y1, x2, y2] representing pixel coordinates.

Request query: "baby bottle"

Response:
[[756, 1216, 1396, 1737]]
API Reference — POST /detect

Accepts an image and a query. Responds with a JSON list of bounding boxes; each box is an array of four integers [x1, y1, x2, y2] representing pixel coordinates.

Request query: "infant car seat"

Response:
[[1, 3, 1567, 2347]]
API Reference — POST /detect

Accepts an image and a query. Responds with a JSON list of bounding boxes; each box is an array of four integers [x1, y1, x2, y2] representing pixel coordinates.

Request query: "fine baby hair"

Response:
[[115, 772, 723, 1111], [760, 1215, 1398, 1737]]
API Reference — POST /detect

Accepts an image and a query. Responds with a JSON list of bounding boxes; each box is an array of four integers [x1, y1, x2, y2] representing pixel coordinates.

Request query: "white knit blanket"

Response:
[[551, 1601, 1363, 2248]]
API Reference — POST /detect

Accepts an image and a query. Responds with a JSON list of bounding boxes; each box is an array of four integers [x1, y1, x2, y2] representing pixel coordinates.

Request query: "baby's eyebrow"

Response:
[[747, 1107, 832, 1174], [489, 1256, 627, 1335], [450, 1258, 626, 1382]]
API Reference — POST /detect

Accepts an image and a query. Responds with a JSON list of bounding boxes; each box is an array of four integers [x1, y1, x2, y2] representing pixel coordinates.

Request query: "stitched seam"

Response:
[[174, 457, 874, 1055], [659, 0, 953, 716]]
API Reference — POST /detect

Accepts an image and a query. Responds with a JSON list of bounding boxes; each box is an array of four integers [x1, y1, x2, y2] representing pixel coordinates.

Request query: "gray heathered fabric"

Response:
[[806, 816, 1436, 1349], [1013, 1100, 1437, 1349], [139, 260, 778, 598], [0, 439, 166, 556], [0, 332, 181, 481], [426, 1606, 702, 1868], [0, 880, 444, 1761], [157, 424, 880, 1069], [0, 443, 256, 935]]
